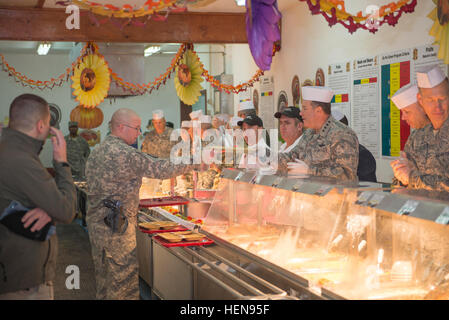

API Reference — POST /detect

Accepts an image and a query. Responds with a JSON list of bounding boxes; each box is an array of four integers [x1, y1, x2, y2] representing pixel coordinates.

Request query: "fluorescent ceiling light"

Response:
[[235, 0, 246, 6], [37, 43, 51, 55], [144, 45, 161, 57]]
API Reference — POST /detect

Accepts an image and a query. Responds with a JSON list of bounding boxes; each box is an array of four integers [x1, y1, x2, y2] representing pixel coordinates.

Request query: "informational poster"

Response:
[[412, 44, 448, 82], [259, 76, 275, 130], [380, 49, 412, 157], [352, 56, 380, 158], [328, 62, 351, 126], [238, 87, 252, 104]]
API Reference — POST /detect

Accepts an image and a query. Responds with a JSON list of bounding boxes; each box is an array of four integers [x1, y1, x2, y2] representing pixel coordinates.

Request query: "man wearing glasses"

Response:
[[85, 108, 203, 300], [392, 65, 449, 192]]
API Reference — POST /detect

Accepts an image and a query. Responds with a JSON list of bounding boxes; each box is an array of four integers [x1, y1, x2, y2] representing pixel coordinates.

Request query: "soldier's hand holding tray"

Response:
[[50, 127, 68, 163]]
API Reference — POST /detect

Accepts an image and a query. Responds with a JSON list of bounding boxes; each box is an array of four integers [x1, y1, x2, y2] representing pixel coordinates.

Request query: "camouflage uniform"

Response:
[[64, 134, 90, 179], [392, 129, 419, 186], [403, 117, 449, 192], [196, 134, 220, 190], [278, 116, 359, 181], [141, 127, 175, 159], [85, 135, 198, 300]]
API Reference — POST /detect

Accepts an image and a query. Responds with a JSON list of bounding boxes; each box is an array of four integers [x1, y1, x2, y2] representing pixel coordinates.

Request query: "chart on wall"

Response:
[[380, 49, 412, 157], [351, 56, 380, 159], [259, 76, 275, 130], [412, 44, 449, 82], [328, 62, 351, 127]]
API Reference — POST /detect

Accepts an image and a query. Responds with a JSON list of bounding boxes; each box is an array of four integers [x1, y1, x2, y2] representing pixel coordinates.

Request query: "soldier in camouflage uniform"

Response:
[[390, 84, 430, 186], [278, 86, 359, 181], [141, 110, 175, 159], [194, 115, 220, 189], [392, 65, 449, 191], [64, 121, 90, 179], [85, 108, 201, 300]]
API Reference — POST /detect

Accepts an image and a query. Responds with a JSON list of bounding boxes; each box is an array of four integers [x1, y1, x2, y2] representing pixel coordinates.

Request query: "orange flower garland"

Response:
[[72, 0, 179, 18], [0, 42, 273, 96], [0, 43, 90, 89]]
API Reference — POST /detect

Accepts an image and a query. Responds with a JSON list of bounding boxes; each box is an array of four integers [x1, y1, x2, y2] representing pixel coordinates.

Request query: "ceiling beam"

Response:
[[0, 7, 248, 43], [35, 0, 46, 9]]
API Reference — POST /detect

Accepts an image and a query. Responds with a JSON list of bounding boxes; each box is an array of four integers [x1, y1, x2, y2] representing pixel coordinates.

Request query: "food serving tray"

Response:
[[154, 235, 214, 248], [139, 196, 189, 208], [139, 225, 188, 234]]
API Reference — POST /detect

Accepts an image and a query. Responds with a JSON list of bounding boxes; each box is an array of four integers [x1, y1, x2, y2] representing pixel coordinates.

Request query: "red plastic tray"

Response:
[[139, 225, 188, 234], [153, 235, 214, 248], [139, 196, 189, 208]]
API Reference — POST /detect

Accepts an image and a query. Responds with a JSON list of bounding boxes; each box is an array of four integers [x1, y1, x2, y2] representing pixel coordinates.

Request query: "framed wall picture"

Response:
[[291, 75, 300, 108], [253, 89, 259, 115], [277, 90, 288, 112], [315, 68, 325, 86]]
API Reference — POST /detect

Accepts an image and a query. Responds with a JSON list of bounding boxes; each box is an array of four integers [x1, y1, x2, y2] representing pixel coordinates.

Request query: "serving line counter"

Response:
[[136, 169, 449, 300]]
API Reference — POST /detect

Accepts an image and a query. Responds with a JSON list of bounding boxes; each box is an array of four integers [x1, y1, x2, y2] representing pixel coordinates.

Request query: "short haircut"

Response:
[[9, 94, 49, 131], [311, 101, 331, 115]]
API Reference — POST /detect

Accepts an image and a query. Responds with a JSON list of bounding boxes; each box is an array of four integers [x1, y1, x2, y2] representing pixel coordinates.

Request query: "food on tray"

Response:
[[139, 221, 179, 230], [158, 231, 207, 243]]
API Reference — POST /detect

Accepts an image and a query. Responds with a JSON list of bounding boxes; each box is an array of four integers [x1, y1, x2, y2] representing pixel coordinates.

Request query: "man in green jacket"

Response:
[[0, 94, 76, 299]]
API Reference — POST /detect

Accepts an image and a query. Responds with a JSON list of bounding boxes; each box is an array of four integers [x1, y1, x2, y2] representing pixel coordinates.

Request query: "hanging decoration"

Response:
[[429, 0, 449, 64], [71, 0, 178, 18], [70, 105, 104, 129], [0, 43, 90, 90], [246, 0, 282, 71], [110, 44, 187, 95], [0, 43, 269, 100], [298, 0, 417, 34], [71, 51, 111, 108], [174, 48, 204, 105]]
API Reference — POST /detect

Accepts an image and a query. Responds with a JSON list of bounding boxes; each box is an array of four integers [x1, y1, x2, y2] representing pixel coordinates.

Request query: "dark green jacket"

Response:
[[0, 128, 76, 294]]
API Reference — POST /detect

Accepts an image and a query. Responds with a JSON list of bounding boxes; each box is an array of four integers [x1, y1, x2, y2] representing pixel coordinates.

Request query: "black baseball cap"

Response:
[[237, 115, 264, 127], [274, 106, 303, 121]]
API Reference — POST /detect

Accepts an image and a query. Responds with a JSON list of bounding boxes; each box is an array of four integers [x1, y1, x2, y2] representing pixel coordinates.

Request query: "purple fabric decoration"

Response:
[[246, 0, 282, 71]]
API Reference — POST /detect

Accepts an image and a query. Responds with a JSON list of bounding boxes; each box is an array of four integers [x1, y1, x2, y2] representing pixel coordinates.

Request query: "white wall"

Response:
[[0, 50, 203, 167], [228, 0, 437, 183]]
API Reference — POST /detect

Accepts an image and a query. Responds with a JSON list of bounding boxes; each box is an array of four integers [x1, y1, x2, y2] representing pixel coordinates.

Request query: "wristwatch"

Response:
[[60, 162, 70, 167]]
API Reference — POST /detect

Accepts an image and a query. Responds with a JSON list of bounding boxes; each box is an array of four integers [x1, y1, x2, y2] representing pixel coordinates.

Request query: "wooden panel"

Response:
[[0, 7, 247, 43]]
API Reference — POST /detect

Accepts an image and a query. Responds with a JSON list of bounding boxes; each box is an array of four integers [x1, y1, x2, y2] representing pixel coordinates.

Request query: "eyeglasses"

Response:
[[122, 124, 142, 133]]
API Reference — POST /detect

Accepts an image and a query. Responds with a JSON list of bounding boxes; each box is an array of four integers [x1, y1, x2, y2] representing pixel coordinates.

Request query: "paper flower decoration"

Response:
[[174, 49, 204, 105], [246, 0, 282, 71], [429, 0, 449, 64], [71, 54, 111, 108]]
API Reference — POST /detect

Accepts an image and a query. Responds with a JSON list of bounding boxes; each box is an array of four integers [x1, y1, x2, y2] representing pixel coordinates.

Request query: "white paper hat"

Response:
[[152, 109, 164, 120], [181, 120, 192, 128], [391, 84, 419, 110], [416, 65, 446, 89], [302, 86, 334, 103], [199, 115, 212, 124], [189, 110, 203, 120], [331, 109, 345, 121], [231, 116, 243, 127], [238, 101, 255, 112]]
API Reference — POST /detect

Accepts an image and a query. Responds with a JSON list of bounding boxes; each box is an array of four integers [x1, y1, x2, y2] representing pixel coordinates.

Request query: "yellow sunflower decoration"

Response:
[[72, 54, 111, 108], [174, 49, 204, 105], [429, 0, 449, 64]]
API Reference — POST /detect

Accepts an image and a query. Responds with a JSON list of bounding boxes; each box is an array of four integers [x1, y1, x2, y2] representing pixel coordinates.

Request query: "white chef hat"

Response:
[[152, 109, 164, 120], [199, 115, 212, 124], [391, 84, 419, 110], [181, 120, 192, 128], [238, 101, 255, 112], [214, 113, 229, 122], [231, 116, 243, 127], [416, 65, 447, 89], [331, 109, 345, 121], [189, 110, 203, 120], [302, 86, 334, 103]]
